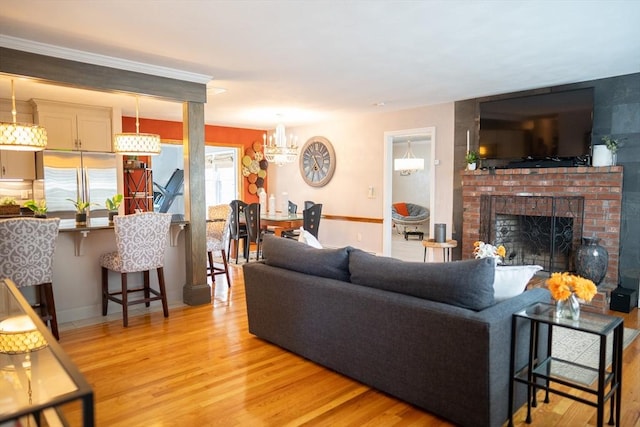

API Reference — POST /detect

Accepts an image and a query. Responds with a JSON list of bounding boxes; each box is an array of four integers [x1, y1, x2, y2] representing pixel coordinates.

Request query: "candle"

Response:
[[466, 130, 470, 154]]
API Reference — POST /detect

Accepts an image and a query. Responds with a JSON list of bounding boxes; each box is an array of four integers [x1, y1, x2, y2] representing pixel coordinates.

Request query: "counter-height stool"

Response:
[[0, 218, 61, 339], [207, 204, 231, 287], [99, 212, 172, 327]]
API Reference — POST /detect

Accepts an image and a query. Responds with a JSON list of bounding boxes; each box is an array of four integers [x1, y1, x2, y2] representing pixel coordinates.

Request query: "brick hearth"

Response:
[[462, 166, 623, 286]]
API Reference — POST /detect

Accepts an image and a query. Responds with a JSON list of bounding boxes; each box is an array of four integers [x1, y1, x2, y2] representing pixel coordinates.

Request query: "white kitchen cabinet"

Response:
[[0, 102, 37, 179], [0, 150, 36, 179], [32, 99, 113, 152]]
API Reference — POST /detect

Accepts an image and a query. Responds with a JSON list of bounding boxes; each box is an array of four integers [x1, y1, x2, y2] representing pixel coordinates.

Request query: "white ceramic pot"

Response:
[[467, 162, 477, 171], [592, 145, 613, 167]]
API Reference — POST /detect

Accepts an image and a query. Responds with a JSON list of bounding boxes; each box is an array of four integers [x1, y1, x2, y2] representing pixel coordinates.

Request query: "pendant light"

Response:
[[113, 96, 161, 156], [394, 141, 424, 175], [0, 80, 48, 151]]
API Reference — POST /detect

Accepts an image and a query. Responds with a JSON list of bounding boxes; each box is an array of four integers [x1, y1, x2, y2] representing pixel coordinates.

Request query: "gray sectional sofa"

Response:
[[243, 236, 550, 427]]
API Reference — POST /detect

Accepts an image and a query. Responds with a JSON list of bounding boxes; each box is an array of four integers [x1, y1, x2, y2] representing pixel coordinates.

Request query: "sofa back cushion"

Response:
[[261, 235, 352, 282], [349, 249, 495, 310]]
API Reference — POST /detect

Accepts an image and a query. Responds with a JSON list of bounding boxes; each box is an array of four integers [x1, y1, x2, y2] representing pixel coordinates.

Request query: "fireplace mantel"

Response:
[[461, 166, 623, 285]]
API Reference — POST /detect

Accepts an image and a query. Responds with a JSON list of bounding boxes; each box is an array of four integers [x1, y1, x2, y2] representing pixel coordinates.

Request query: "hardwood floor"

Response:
[[58, 264, 640, 426]]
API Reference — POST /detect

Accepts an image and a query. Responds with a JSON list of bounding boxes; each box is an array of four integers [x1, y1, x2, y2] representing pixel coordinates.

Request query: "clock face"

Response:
[[299, 136, 336, 187]]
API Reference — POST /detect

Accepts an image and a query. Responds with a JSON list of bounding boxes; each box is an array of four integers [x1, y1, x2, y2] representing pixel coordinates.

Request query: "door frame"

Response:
[[382, 126, 436, 257]]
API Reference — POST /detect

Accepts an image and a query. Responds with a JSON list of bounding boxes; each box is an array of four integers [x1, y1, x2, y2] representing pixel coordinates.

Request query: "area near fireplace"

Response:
[[461, 166, 623, 288]]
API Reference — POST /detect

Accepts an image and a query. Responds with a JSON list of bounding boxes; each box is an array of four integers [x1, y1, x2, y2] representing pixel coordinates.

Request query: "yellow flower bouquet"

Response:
[[546, 272, 597, 302], [473, 241, 506, 262]]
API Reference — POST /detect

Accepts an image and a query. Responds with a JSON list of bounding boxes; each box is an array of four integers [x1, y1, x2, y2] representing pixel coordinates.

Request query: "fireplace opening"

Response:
[[480, 195, 584, 273]]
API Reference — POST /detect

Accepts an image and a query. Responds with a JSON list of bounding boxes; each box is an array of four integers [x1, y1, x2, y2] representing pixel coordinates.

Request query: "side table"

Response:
[[422, 239, 457, 262], [508, 303, 623, 427]]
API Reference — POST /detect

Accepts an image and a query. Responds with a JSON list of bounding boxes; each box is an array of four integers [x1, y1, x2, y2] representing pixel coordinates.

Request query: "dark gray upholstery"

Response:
[[262, 234, 352, 282], [243, 238, 550, 427], [349, 249, 496, 310]]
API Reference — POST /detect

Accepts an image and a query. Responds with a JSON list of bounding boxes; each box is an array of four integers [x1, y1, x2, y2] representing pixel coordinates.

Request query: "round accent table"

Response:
[[422, 239, 458, 262]]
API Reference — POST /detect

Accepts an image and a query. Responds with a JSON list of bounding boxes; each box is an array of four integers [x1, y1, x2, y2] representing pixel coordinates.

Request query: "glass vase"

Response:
[[555, 293, 580, 321]]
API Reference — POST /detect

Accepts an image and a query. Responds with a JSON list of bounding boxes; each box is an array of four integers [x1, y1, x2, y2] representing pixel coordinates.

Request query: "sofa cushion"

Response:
[[493, 264, 543, 301], [349, 249, 495, 310], [262, 235, 351, 282]]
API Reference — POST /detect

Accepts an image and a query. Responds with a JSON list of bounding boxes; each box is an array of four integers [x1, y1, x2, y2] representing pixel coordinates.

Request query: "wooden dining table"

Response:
[[260, 212, 304, 236]]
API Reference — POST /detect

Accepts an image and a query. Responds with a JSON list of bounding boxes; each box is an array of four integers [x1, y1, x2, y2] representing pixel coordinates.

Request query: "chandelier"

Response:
[[0, 80, 48, 151], [394, 141, 424, 176], [113, 96, 161, 156], [263, 122, 298, 166]]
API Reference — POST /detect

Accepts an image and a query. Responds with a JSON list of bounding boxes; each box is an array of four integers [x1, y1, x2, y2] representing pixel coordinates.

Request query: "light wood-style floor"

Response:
[[58, 264, 640, 426]]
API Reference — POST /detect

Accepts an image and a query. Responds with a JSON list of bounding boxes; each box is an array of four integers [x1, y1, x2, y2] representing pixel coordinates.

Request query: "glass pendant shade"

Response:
[[0, 315, 48, 354], [113, 133, 161, 156], [114, 97, 161, 156], [0, 80, 48, 151], [394, 141, 424, 174]]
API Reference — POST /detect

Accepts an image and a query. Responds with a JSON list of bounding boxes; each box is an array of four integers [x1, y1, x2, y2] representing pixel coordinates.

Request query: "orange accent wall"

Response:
[[122, 117, 266, 202]]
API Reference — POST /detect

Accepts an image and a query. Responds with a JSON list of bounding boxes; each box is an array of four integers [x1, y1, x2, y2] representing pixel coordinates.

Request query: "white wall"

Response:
[[269, 103, 455, 254]]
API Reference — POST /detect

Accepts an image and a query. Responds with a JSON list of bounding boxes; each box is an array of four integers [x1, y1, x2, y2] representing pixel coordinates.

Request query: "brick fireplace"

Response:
[[462, 166, 623, 286]]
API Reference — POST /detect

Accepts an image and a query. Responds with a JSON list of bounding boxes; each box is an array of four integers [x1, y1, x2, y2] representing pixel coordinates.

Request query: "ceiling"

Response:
[[1, 1, 639, 130]]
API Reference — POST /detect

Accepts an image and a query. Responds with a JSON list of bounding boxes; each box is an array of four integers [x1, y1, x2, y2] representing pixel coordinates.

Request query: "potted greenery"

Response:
[[465, 151, 479, 170], [24, 199, 48, 218], [0, 197, 20, 216], [67, 198, 94, 225], [602, 136, 620, 165], [105, 194, 124, 224]]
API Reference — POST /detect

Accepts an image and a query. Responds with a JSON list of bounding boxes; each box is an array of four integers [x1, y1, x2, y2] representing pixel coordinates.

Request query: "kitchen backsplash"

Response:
[[0, 180, 43, 205]]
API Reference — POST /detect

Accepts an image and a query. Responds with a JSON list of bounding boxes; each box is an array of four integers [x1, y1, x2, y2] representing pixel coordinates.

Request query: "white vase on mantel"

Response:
[[592, 145, 614, 167], [467, 163, 477, 171]]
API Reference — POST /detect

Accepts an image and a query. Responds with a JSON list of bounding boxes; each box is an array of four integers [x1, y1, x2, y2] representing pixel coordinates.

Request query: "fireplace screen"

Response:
[[480, 195, 584, 272]]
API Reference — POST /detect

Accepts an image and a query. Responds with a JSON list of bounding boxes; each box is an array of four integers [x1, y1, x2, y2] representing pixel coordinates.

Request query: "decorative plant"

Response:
[[546, 272, 597, 302], [67, 198, 94, 214], [24, 199, 48, 216], [105, 194, 124, 211], [0, 197, 17, 206], [473, 241, 506, 262], [465, 151, 479, 164], [601, 136, 620, 154]]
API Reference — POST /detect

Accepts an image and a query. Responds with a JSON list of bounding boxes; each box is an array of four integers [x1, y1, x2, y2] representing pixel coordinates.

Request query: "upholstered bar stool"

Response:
[[207, 204, 231, 287], [99, 212, 172, 327], [0, 218, 61, 339]]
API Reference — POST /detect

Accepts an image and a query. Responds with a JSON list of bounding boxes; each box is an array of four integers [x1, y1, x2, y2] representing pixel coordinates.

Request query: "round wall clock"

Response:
[[299, 136, 336, 187]]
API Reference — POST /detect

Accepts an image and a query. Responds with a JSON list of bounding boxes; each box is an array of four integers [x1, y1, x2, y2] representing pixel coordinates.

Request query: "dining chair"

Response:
[[0, 218, 61, 339], [244, 202, 264, 261], [304, 200, 315, 211], [228, 200, 248, 263], [207, 204, 231, 287], [288, 201, 298, 214], [283, 203, 323, 240], [99, 212, 172, 327]]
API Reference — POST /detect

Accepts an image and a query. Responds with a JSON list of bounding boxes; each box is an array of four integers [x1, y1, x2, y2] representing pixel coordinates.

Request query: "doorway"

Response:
[[382, 127, 436, 260]]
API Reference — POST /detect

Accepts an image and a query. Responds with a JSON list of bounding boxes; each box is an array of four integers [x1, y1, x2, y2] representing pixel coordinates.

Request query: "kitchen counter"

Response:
[[57, 216, 188, 255]]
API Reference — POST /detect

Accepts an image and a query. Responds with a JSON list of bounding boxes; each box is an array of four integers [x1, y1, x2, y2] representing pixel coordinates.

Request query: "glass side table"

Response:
[[0, 278, 94, 426], [508, 302, 623, 427]]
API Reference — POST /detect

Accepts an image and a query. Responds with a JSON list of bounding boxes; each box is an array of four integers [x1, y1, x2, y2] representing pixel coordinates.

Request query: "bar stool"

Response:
[[0, 218, 61, 339], [207, 204, 231, 287], [99, 212, 172, 327]]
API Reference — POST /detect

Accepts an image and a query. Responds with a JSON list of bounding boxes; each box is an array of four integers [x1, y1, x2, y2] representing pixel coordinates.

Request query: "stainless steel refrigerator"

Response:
[[38, 151, 118, 220]]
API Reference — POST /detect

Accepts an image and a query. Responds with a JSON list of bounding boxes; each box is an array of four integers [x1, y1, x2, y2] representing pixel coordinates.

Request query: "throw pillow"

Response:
[[349, 249, 495, 311], [393, 202, 410, 217], [262, 235, 351, 282], [297, 227, 323, 248], [493, 265, 543, 301]]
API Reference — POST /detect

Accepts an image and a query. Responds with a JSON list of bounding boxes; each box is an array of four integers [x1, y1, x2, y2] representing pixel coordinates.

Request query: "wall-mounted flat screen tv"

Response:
[[479, 88, 593, 168]]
